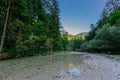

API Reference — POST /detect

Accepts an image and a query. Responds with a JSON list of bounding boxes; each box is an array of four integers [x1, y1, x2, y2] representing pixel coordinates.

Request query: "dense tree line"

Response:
[[60, 32, 87, 51], [80, 0, 120, 54], [0, 0, 63, 59]]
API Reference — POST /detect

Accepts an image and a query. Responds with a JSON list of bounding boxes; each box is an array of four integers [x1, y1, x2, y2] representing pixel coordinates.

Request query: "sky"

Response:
[[59, 0, 106, 35]]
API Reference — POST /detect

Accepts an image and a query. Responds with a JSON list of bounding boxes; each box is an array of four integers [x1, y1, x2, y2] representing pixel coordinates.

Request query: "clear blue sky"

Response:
[[59, 0, 106, 35]]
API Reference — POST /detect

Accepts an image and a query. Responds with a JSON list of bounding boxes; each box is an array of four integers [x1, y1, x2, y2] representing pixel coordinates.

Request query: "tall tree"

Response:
[[46, 0, 62, 50], [0, 0, 11, 55], [101, 0, 120, 17]]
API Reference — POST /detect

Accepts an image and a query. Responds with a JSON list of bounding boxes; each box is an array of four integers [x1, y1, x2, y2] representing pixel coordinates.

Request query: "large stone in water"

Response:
[[60, 68, 80, 78], [69, 68, 80, 77]]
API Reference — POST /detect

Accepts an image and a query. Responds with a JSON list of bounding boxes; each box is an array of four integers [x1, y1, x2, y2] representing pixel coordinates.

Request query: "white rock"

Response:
[[69, 68, 80, 77]]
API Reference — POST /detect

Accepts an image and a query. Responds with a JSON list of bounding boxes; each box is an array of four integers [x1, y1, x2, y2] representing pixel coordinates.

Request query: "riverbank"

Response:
[[96, 53, 120, 61]]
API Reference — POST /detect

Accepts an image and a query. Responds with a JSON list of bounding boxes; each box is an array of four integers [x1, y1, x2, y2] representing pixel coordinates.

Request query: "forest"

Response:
[[0, 0, 67, 59], [72, 0, 120, 54], [0, 0, 120, 60]]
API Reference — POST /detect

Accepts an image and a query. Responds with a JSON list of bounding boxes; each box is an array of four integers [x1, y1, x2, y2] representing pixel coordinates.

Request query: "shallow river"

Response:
[[0, 52, 120, 80]]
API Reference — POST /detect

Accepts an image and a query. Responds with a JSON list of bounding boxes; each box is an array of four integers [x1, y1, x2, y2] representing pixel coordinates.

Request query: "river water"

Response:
[[0, 52, 120, 80]]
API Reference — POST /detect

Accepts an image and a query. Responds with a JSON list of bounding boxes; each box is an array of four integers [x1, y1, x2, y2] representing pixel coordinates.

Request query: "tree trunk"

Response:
[[0, 1, 11, 56], [50, 44, 53, 52]]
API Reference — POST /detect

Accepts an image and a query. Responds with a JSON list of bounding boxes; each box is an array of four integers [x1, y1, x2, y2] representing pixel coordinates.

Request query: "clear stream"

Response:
[[0, 52, 120, 80]]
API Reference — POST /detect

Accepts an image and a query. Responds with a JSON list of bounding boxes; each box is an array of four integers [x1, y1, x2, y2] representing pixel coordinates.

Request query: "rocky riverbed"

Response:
[[0, 52, 120, 80]]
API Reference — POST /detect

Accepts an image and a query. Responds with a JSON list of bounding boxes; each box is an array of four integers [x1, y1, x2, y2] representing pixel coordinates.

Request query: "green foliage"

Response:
[[61, 34, 69, 51], [86, 24, 120, 53], [109, 11, 120, 26], [72, 37, 84, 51], [0, 0, 63, 59], [80, 1, 120, 54], [80, 41, 89, 51]]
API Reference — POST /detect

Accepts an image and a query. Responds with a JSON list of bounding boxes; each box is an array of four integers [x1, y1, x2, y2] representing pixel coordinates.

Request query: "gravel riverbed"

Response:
[[0, 52, 120, 80]]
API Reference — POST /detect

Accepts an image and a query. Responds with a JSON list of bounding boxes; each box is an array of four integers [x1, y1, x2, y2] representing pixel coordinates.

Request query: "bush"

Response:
[[85, 24, 120, 54], [80, 41, 89, 52], [109, 11, 120, 26]]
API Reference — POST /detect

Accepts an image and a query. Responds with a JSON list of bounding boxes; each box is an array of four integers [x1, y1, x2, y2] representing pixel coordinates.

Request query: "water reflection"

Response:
[[52, 54, 83, 80], [63, 62, 82, 71], [60, 68, 80, 76], [59, 62, 81, 79]]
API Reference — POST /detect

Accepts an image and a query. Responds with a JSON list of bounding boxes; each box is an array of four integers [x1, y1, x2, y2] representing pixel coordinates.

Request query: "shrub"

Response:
[[86, 24, 120, 54]]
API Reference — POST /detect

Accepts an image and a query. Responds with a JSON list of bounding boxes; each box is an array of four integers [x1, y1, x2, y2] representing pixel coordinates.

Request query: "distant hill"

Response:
[[74, 32, 88, 40], [67, 34, 74, 40], [76, 32, 88, 36], [66, 32, 88, 40]]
